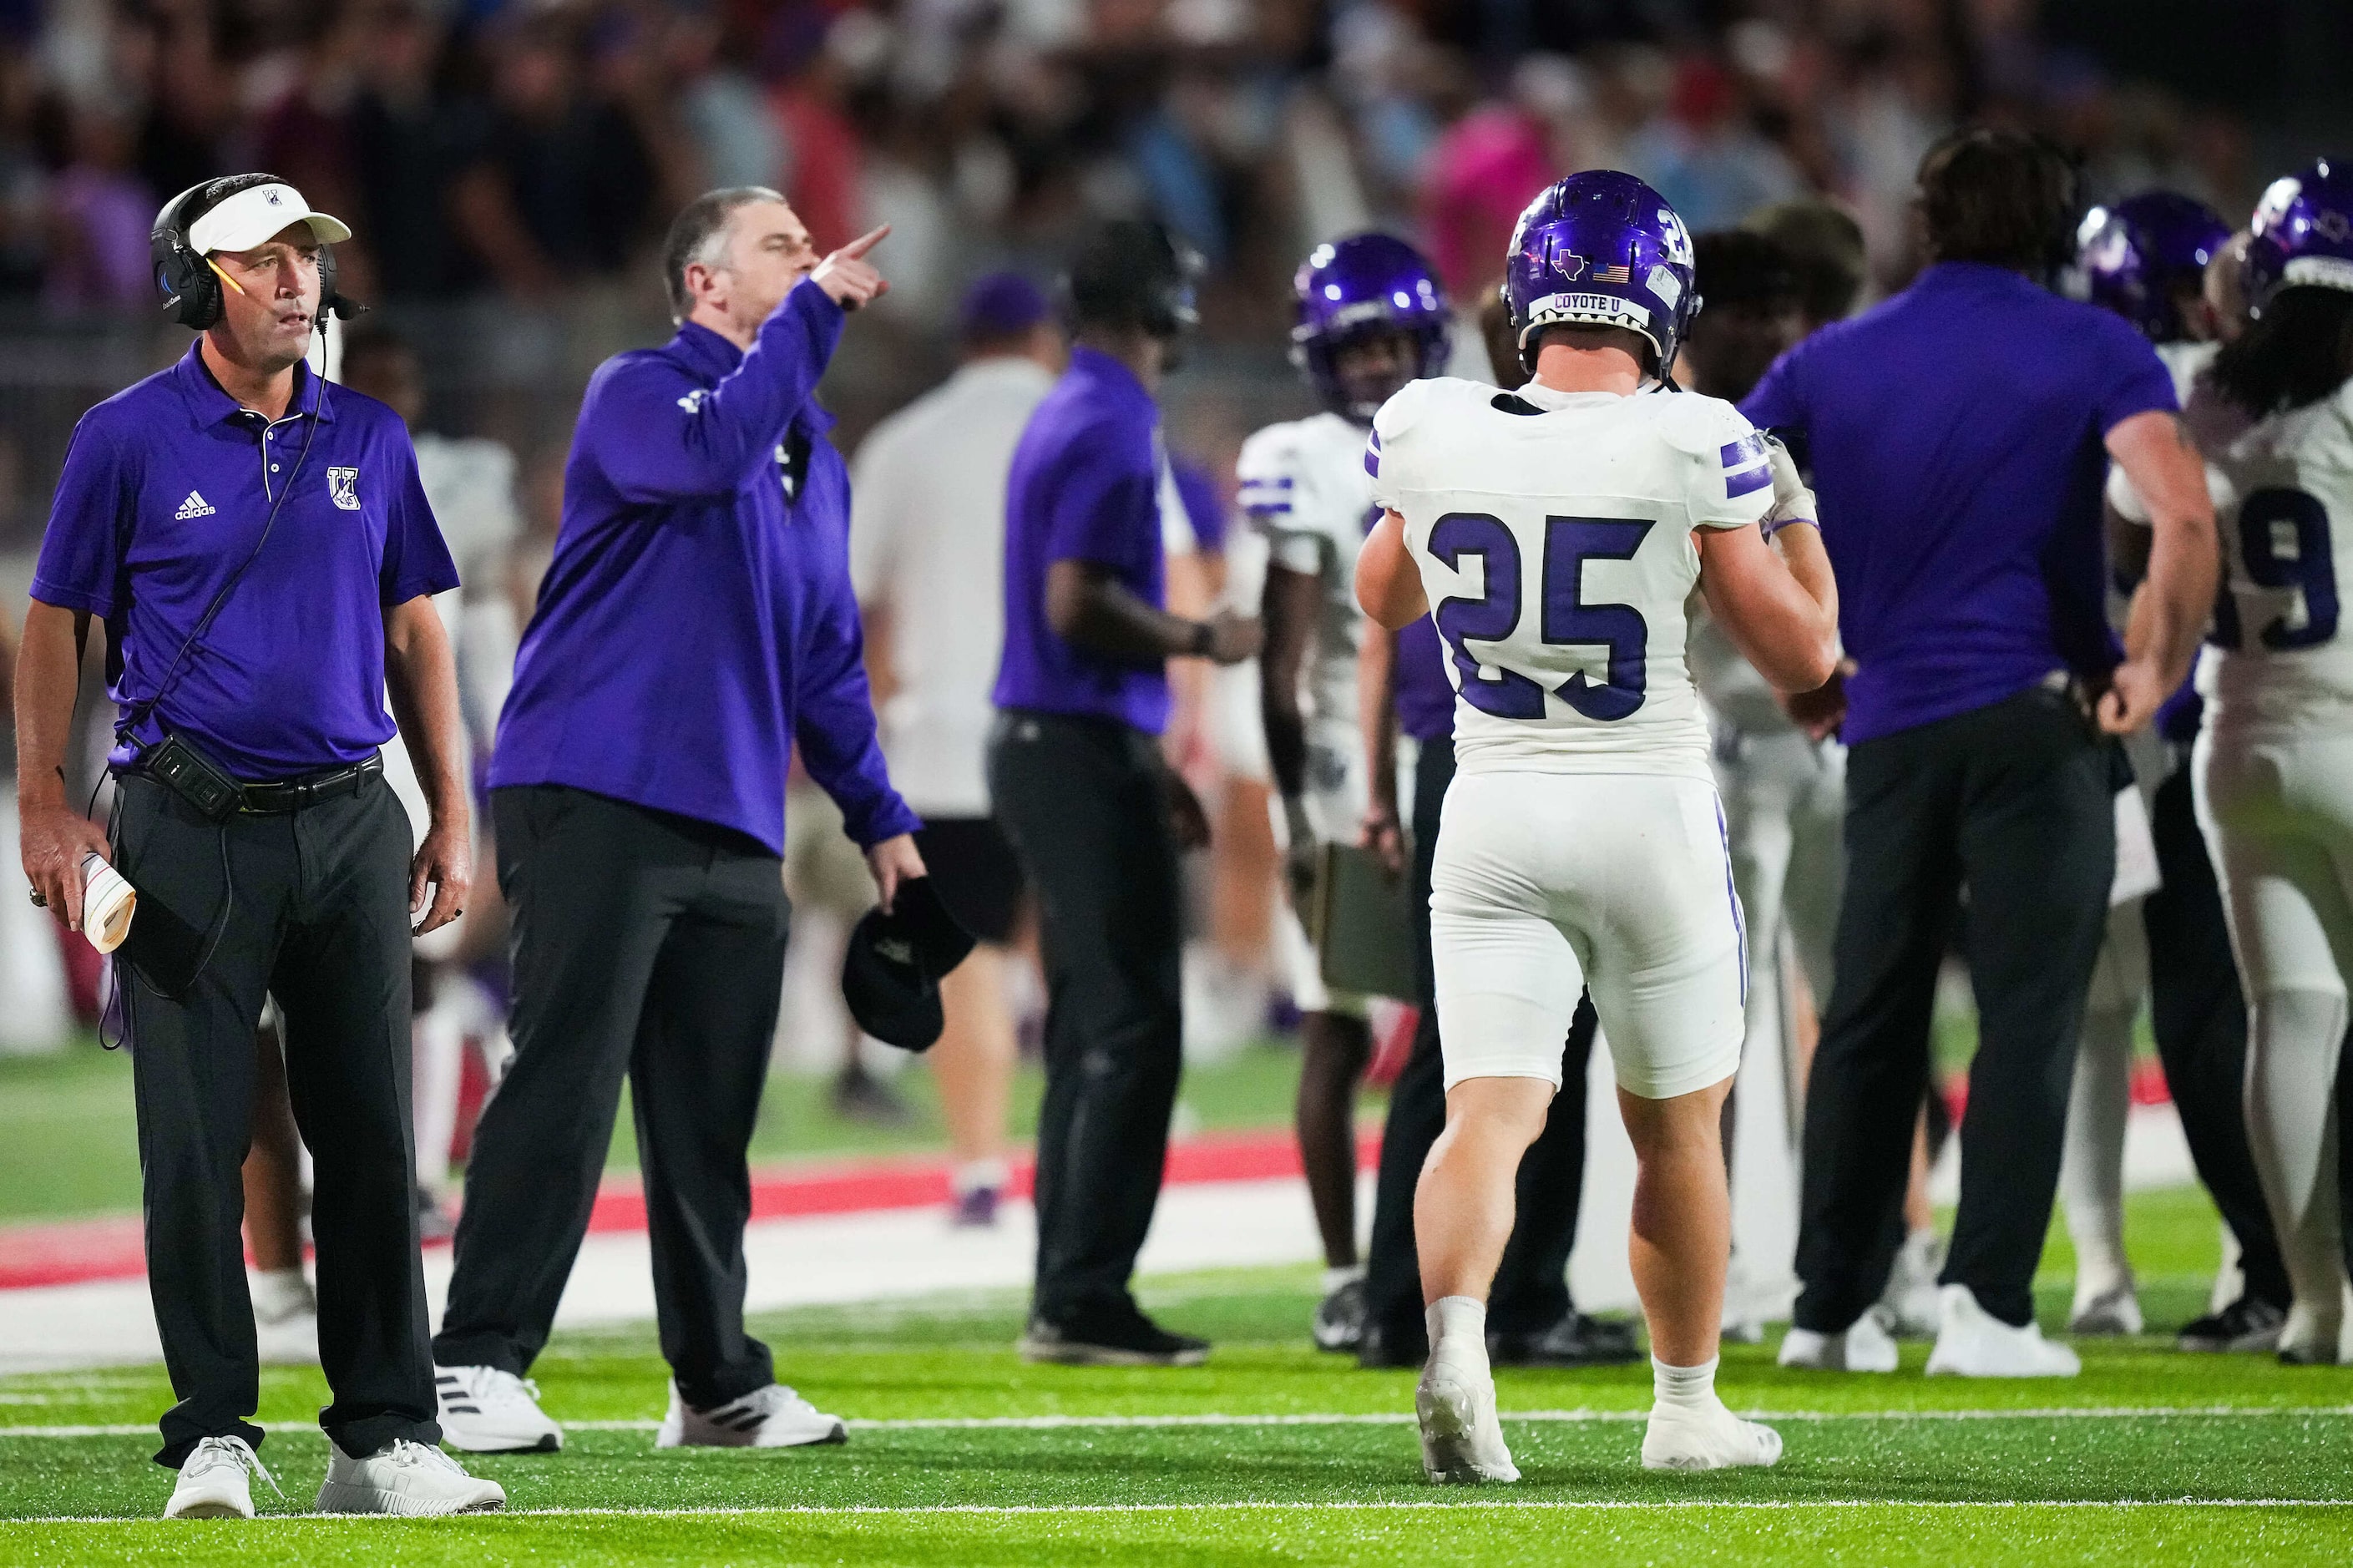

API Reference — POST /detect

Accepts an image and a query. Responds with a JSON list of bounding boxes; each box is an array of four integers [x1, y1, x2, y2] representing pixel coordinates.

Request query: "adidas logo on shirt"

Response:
[[175, 491, 215, 520]]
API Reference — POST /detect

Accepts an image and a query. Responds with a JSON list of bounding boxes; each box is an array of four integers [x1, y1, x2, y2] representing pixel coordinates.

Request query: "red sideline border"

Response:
[[0, 1127, 1386, 1293], [0, 1057, 2178, 1294]]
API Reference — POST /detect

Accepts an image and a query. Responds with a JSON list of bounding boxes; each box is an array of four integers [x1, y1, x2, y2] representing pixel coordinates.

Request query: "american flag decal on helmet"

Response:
[[1591, 263, 1631, 284]]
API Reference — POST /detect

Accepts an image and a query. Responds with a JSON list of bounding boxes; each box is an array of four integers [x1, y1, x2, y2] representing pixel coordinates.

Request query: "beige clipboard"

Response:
[[1308, 841, 1419, 1003]]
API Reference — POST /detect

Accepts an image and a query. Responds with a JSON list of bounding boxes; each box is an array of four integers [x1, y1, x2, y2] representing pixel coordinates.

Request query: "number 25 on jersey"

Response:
[[1430, 512, 1655, 721]]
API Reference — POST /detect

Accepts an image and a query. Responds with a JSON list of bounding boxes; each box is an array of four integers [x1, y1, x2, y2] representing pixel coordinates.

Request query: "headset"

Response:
[[150, 173, 366, 331]]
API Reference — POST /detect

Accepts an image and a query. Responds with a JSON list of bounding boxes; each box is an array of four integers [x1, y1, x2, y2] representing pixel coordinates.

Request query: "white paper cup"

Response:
[[80, 852, 136, 954]]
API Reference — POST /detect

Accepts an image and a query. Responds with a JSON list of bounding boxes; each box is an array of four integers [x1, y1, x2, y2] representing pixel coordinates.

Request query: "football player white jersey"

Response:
[[1368, 376, 1775, 781], [2199, 377, 2353, 732], [1238, 411, 1379, 736]]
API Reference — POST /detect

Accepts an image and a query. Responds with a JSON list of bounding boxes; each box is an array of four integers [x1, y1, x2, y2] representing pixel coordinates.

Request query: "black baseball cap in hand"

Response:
[[841, 877, 977, 1052]]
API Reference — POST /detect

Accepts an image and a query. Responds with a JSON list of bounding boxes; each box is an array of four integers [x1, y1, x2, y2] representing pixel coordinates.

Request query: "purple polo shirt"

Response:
[[1742, 262, 2176, 743], [1394, 615, 1455, 743], [33, 342, 458, 780], [992, 346, 1171, 734], [490, 281, 917, 856]]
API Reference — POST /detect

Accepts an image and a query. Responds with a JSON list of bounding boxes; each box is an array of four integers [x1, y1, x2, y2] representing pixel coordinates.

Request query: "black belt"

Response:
[[232, 755, 384, 814]]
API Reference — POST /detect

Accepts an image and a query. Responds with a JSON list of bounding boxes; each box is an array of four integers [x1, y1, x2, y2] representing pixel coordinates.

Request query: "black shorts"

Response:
[[916, 817, 1027, 944]]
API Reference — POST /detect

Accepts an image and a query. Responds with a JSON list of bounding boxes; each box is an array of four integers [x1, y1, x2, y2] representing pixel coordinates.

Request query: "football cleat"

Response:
[[1641, 1399, 1784, 1472], [1415, 1344, 1519, 1485]]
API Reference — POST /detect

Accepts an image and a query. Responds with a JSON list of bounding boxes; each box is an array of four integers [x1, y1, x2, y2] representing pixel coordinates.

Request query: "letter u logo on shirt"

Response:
[[327, 467, 362, 511]]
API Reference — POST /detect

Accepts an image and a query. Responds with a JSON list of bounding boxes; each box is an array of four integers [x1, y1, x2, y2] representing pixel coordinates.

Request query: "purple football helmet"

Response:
[[1290, 233, 1451, 421], [2244, 157, 2353, 313], [2075, 191, 2231, 342], [1503, 170, 1697, 377]]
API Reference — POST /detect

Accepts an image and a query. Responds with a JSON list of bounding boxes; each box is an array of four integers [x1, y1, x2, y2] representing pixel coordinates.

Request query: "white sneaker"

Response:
[[254, 1306, 319, 1367], [434, 1364, 564, 1453], [1925, 1284, 2080, 1378], [164, 1435, 278, 1519], [316, 1437, 504, 1515], [1641, 1398, 1784, 1472], [655, 1381, 848, 1449], [2068, 1282, 2144, 1337], [1879, 1230, 1946, 1338], [1414, 1347, 1519, 1484], [1776, 1306, 1899, 1373]]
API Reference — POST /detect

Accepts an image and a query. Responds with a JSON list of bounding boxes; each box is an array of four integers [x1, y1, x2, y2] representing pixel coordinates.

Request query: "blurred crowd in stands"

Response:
[[0, 1, 2265, 336]]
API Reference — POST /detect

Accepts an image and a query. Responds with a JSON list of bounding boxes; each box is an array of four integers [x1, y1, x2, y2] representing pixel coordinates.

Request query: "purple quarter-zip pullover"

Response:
[[490, 279, 917, 855]]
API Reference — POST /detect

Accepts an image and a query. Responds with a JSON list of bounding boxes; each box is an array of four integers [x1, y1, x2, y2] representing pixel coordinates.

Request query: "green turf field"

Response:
[[0, 1037, 1369, 1223], [3, 1189, 2347, 1565]]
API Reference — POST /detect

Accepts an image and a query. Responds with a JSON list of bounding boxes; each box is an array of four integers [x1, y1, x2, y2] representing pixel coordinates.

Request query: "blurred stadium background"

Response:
[[0, 0, 2349, 559], [3, 0, 2352, 1245]]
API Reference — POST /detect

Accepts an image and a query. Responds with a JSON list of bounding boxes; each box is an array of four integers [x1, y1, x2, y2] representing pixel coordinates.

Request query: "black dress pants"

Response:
[[434, 786, 790, 1408], [1796, 686, 2114, 1331], [989, 711, 1185, 1324], [113, 768, 436, 1467], [1362, 734, 1599, 1354], [2143, 765, 2292, 1308]]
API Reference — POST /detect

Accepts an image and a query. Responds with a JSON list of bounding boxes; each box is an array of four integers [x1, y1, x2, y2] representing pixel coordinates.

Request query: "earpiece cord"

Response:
[[104, 322, 328, 1025], [115, 326, 328, 753]]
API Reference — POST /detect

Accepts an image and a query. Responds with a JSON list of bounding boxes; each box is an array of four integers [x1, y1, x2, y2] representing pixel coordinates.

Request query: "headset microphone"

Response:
[[152, 174, 367, 331]]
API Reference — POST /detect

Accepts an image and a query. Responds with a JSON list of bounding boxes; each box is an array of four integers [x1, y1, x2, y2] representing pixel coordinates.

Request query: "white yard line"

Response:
[[11, 1499, 2350, 1525], [9, 1404, 2351, 1439]]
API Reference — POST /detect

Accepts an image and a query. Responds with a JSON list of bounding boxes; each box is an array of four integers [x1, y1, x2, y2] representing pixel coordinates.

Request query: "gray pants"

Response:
[[435, 785, 789, 1409], [113, 767, 436, 1468]]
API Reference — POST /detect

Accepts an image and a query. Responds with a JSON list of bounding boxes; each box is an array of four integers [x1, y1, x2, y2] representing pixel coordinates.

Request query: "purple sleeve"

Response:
[[1044, 427, 1158, 573], [1737, 343, 1806, 434], [30, 416, 131, 617], [1173, 455, 1227, 555], [379, 438, 462, 605], [794, 550, 922, 848], [590, 281, 845, 503], [2088, 316, 2179, 434]]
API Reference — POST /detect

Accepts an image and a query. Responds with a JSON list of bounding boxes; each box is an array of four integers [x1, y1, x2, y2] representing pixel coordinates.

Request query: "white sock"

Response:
[[1652, 1354, 1719, 1411], [2244, 989, 2349, 1320], [952, 1158, 1010, 1196], [411, 994, 468, 1195], [2059, 1002, 2135, 1298], [1425, 1296, 1488, 1362], [250, 1267, 311, 1319], [1323, 1265, 1364, 1295]]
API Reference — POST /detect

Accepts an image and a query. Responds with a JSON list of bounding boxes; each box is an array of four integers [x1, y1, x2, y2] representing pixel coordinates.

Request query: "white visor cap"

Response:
[[187, 182, 353, 256]]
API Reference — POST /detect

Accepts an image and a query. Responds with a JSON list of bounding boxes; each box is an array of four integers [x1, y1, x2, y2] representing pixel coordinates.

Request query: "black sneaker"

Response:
[[1312, 1277, 1367, 1353], [1355, 1319, 1426, 1369], [830, 1063, 916, 1128], [415, 1186, 457, 1245], [1018, 1307, 1209, 1367], [1490, 1311, 1642, 1368], [2178, 1296, 2286, 1353]]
